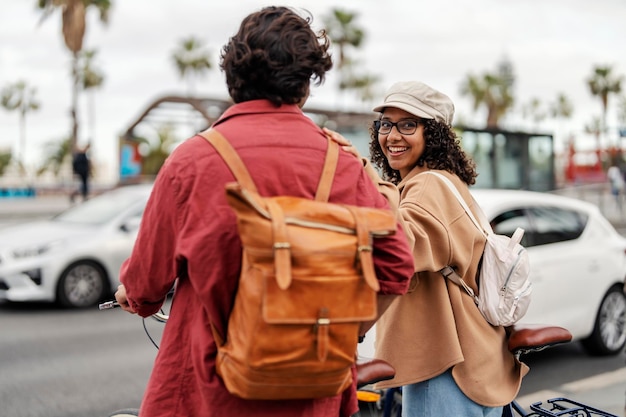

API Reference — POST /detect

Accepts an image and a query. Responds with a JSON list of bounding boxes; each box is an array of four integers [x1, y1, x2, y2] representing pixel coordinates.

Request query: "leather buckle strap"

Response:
[[266, 199, 292, 290], [346, 206, 380, 292]]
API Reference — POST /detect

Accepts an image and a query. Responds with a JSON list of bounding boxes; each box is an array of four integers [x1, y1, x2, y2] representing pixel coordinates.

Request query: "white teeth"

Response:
[[388, 147, 407, 152]]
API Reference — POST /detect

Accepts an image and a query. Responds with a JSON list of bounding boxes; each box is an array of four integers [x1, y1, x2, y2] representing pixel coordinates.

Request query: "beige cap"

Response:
[[373, 81, 455, 125]]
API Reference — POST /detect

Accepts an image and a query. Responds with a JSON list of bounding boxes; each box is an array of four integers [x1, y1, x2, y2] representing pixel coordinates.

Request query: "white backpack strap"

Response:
[[440, 266, 479, 304], [420, 171, 489, 236]]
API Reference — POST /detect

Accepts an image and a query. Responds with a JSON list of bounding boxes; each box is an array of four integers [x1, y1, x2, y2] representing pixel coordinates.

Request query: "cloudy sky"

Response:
[[1, 0, 625, 182]]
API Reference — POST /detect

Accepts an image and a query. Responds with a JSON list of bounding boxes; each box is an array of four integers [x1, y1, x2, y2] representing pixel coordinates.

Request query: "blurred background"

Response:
[[1, 2, 626, 416], [1, 0, 625, 196]]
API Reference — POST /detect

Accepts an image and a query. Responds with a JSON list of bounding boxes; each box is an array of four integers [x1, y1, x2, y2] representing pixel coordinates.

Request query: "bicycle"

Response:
[[354, 324, 620, 417], [99, 300, 395, 417], [99, 301, 618, 417]]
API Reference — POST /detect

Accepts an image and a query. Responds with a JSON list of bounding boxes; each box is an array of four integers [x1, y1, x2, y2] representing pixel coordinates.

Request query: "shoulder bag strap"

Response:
[[420, 171, 489, 236], [199, 129, 259, 194], [419, 171, 482, 303]]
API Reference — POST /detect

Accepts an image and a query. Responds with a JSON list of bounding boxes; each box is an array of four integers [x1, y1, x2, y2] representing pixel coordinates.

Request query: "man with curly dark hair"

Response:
[[114, 7, 414, 417], [326, 80, 528, 416]]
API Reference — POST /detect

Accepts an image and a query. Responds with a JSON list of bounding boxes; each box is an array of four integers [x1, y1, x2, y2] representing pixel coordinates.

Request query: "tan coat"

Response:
[[371, 166, 528, 407]]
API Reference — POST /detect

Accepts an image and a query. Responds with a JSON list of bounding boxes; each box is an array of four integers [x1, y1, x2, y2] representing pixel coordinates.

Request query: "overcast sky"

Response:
[[1, 0, 625, 182]]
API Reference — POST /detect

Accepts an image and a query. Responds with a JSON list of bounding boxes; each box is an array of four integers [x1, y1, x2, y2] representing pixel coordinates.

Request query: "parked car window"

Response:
[[527, 206, 587, 246], [490, 209, 532, 247]]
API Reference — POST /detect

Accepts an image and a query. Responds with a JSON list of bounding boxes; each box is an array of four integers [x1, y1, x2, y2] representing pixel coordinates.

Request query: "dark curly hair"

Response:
[[220, 6, 333, 106], [369, 118, 478, 186]]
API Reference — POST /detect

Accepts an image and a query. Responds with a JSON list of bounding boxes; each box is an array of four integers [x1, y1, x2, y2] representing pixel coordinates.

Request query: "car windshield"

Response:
[[52, 188, 147, 226]]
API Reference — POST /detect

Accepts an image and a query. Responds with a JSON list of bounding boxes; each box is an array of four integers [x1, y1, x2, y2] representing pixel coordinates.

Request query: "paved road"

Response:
[[1, 192, 625, 416]]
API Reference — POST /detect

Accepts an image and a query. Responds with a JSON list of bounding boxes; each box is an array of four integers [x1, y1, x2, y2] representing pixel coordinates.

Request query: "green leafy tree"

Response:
[[549, 93, 574, 121], [586, 65, 623, 135], [36, 137, 72, 177], [521, 97, 546, 129], [460, 58, 516, 129], [172, 36, 212, 96], [0, 152, 12, 177], [36, 0, 112, 152], [140, 124, 179, 176], [1, 81, 40, 171], [323, 9, 379, 106], [323, 9, 364, 71]]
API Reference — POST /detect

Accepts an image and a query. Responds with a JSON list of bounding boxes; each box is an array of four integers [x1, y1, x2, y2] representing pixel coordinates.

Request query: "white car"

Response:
[[0, 184, 153, 308], [359, 189, 626, 358], [474, 189, 626, 356]]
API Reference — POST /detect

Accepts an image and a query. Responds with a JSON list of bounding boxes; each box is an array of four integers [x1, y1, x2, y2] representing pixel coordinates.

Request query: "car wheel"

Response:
[[56, 261, 107, 308], [581, 284, 626, 356]]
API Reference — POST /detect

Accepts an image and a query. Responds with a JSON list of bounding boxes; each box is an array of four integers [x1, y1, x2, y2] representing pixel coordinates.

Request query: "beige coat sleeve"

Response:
[[361, 158, 401, 217]]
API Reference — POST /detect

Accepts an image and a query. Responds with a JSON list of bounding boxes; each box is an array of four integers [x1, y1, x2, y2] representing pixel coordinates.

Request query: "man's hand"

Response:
[[114, 284, 137, 314]]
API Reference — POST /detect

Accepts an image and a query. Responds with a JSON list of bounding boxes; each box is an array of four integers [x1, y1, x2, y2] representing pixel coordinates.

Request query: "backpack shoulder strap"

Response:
[[201, 128, 339, 201], [199, 129, 259, 194], [315, 137, 339, 202]]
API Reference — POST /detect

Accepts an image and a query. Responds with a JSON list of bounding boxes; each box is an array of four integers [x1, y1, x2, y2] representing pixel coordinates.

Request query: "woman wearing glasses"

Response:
[[326, 81, 527, 416]]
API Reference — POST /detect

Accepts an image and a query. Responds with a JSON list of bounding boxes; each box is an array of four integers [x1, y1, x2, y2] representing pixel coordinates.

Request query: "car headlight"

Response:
[[12, 240, 64, 259]]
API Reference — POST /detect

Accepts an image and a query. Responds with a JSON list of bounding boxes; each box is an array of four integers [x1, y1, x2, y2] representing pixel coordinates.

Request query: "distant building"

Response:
[[119, 95, 555, 191]]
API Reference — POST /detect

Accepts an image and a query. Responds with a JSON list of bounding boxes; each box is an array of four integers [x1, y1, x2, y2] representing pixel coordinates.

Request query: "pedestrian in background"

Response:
[[70, 142, 90, 202], [113, 6, 414, 417], [607, 164, 624, 212]]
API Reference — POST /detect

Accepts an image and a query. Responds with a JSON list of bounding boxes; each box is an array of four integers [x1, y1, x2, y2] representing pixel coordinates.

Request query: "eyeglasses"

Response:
[[374, 119, 420, 135]]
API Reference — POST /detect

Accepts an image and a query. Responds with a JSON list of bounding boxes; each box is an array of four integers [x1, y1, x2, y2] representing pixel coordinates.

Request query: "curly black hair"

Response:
[[369, 118, 478, 186], [220, 6, 333, 106]]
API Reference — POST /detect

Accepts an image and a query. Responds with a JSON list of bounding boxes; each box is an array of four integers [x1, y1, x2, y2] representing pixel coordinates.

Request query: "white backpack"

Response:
[[423, 172, 532, 327]]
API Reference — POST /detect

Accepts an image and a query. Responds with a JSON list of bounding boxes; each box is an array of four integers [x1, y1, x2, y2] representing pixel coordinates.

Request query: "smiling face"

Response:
[[378, 107, 427, 178]]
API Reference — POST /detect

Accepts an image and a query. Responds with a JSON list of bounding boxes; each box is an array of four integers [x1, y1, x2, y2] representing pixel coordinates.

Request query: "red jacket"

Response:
[[120, 100, 414, 417]]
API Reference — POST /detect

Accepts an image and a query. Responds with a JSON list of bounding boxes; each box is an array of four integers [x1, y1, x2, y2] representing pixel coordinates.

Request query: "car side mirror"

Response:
[[121, 216, 142, 233]]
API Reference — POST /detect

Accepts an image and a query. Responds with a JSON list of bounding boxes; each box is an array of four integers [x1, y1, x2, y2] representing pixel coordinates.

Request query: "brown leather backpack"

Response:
[[200, 129, 397, 400]]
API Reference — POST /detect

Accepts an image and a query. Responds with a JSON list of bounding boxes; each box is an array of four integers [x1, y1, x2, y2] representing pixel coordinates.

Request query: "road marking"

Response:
[[516, 389, 565, 409], [561, 367, 626, 392], [516, 368, 626, 412]]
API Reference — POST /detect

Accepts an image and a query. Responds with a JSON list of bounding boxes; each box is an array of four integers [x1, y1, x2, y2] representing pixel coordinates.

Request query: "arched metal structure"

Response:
[[118, 94, 376, 183]]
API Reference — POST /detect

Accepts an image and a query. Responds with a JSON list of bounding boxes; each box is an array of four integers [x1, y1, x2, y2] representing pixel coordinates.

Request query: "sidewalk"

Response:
[[0, 194, 72, 227]]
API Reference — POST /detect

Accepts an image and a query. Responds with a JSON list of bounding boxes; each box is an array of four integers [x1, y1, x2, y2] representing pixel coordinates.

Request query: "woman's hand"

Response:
[[114, 284, 137, 314], [323, 127, 361, 159]]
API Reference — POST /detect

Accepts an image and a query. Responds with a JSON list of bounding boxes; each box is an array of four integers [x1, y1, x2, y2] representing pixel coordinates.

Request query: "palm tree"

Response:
[[78, 48, 105, 142], [36, 0, 112, 153], [586, 65, 623, 137], [323, 9, 380, 107], [521, 97, 546, 129], [323, 9, 364, 71], [339, 69, 380, 103], [549, 93, 574, 121], [172, 36, 212, 96], [460, 71, 515, 129], [36, 137, 72, 177], [0, 152, 12, 177], [1, 81, 41, 172]]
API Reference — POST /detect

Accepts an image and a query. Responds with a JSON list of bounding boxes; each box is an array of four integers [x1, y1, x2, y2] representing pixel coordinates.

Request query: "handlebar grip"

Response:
[[99, 301, 120, 310]]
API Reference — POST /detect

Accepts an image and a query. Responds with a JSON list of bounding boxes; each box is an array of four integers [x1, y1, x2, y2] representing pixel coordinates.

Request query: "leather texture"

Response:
[[200, 129, 397, 400]]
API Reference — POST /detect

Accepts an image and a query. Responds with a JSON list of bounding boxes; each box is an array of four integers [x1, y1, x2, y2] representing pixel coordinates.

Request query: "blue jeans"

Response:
[[402, 369, 503, 417]]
